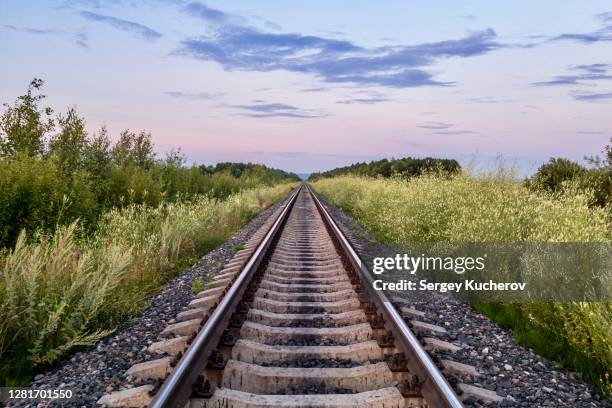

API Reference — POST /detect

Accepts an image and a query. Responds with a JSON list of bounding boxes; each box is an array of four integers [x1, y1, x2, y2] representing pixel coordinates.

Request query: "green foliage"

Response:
[[0, 80, 299, 248], [313, 174, 611, 395], [308, 156, 460, 181], [0, 183, 294, 385], [526, 148, 612, 209], [579, 167, 612, 208], [232, 243, 245, 252], [201, 162, 301, 188], [586, 138, 612, 169], [0, 79, 54, 157], [48, 107, 88, 174], [474, 302, 611, 395], [0, 224, 125, 383], [0, 79, 300, 385], [192, 278, 202, 294], [526, 158, 585, 193], [0, 155, 98, 246], [111, 129, 155, 169]]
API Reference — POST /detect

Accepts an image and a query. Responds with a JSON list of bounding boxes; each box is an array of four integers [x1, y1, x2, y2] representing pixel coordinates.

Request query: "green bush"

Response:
[[525, 158, 585, 193], [0, 80, 300, 248], [578, 168, 612, 209], [0, 183, 295, 385], [0, 155, 97, 246], [526, 151, 611, 209]]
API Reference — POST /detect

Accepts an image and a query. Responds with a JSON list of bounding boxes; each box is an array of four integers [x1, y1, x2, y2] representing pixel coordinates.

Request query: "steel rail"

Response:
[[307, 184, 463, 408], [149, 185, 302, 408]]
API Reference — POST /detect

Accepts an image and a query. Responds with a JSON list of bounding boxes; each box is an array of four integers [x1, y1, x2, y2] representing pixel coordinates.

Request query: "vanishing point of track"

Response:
[[99, 185, 500, 408]]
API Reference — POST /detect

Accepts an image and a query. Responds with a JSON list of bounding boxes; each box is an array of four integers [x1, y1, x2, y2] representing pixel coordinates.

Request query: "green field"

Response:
[[313, 173, 611, 395]]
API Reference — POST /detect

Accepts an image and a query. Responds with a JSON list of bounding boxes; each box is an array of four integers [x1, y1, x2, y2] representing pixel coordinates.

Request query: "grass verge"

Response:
[[0, 183, 295, 385], [312, 174, 611, 395]]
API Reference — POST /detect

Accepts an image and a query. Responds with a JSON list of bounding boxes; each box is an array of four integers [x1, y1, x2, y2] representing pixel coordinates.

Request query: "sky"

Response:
[[1, 1, 611, 175]]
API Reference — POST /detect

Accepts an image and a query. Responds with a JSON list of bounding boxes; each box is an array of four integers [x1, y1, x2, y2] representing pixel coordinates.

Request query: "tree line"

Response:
[[308, 156, 461, 181], [0, 79, 299, 248], [305, 144, 610, 209]]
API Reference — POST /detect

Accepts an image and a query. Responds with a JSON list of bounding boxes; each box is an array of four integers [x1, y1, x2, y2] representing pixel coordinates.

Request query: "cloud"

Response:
[[265, 21, 281, 31], [547, 12, 612, 44], [163, 91, 224, 100], [299, 87, 329, 93], [183, 2, 232, 23], [337, 90, 391, 104], [228, 102, 326, 118], [597, 12, 612, 23], [175, 3, 504, 88], [417, 121, 454, 130], [538, 64, 612, 101], [3, 24, 60, 35], [428, 130, 479, 135], [466, 96, 513, 103], [337, 97, 391, 104], [570, 90, 612, 102], [532, 63, 612, 86], [575, 63, 611, 74], [551, 33, 611, 43], [80, 11, 162, 40], [57, 0, 120, 9], [74, 32, 88, 47], [577, 130, 605, 135], [4, 24, 90, 48]]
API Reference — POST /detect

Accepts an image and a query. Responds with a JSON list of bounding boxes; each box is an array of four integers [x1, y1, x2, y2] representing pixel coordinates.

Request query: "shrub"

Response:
[[192, 278, 202, 294], [0, 80, 301, 248], [0, 183, 295, 385], [0, 155, 98, 246], [525, 158, 585, 193], [579, 168, 612, 208], [0, 78, 53, 157], [527, 147, 612, 209]]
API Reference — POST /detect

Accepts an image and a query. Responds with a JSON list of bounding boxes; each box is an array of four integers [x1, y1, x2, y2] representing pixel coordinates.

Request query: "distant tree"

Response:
[[585, 138, 612, 169], [112, 129, 155, 168], [199, 162, 300, 184], [0, 78, 300, 248], [83, 125, 113, 192], [582, 138, 612, 207], [527, 158, 585, 193], [84, 126, 112, 175], [48, 107, 88, 174], [165, 148, 187, 168], [131, 130, 155, 168], [0, 78, 54, 157], [308, 156, 461, 181]]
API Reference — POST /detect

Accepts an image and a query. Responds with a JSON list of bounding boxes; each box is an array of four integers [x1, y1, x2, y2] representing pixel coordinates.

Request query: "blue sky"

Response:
[[1, 0, 611, 174]]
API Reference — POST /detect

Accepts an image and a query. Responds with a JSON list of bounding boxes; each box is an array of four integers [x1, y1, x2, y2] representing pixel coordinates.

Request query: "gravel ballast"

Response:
[[18, 195, 291, 407], [315, 192, 610, 408]]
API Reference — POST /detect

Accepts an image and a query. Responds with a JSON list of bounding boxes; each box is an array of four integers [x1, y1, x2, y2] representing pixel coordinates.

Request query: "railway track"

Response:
[[98, 185, 501, 408]]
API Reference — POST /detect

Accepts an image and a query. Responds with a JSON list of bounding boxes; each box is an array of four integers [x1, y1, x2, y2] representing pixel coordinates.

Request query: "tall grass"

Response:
[[0, 183, 295, 385], [313, 174, 611, 395]]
